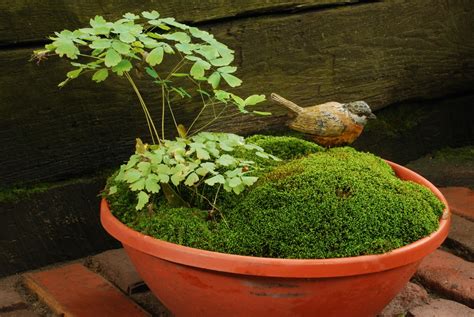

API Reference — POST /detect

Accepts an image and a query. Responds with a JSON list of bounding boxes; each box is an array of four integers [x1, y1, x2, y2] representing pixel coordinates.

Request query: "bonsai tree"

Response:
[[33, 11, 278, 213]]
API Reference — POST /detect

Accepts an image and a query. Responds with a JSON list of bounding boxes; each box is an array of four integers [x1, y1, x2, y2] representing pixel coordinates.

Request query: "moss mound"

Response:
[[214, 147, 443, 258], [107, 136, 444, 259]]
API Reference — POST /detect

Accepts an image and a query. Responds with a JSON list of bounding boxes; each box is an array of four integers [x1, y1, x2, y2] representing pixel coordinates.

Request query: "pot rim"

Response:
[[100, 160, 450, 278]]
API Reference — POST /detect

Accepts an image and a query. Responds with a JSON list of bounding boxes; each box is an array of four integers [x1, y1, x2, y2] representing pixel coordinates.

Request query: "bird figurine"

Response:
[[271, 93, 376, 147]]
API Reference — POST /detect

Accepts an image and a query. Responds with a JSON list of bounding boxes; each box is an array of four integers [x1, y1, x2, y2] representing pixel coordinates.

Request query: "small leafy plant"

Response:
[[33, 10, 276, 211]]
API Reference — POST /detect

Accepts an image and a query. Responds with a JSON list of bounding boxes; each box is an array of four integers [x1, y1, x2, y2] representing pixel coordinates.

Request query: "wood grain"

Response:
[[1, 0, 473, 186], [0, 178, 119, 277], [0, 0, 361, 45]]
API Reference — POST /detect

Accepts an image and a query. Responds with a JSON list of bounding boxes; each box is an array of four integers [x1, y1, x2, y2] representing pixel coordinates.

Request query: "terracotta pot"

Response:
[[100, 161, 450, 317]]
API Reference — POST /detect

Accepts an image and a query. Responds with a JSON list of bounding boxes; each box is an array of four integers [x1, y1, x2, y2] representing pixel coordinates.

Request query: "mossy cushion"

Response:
[[107, 136, 444, 259]]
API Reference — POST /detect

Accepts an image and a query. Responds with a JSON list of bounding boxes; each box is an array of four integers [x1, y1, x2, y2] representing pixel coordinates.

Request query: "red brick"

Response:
[[445, 214, 474, 261], [440, 187, 474, 220], [0, 289, 28, 312], [416, 250, 473, 308], [379, 282, 429, 316], [88, 248, 146, 295], [0, 276, 28, 313], [408, 299, 473, 316], [23, 264, 150, 317]]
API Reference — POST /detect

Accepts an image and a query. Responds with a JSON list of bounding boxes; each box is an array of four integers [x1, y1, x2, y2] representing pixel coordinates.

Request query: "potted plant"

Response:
[[33, 10, 450, 317]]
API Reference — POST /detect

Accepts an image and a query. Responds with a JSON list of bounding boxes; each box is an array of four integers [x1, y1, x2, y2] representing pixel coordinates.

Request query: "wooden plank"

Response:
[[0, 0, 360, 45], [0, 0, 473, 186]]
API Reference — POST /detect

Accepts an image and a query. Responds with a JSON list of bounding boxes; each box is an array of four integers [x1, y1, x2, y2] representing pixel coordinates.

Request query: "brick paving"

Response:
[[439, 186, 474, 220], [415, 249, 473, 308], [23, 263, 150, 317], [1, 186, 472, 316]]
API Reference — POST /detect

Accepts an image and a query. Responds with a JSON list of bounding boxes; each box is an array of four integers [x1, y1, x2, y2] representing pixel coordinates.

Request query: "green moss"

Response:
[[106, 137, 444, 259], [214, 148, 443, 258], [0, 171, 111, 203], [246, 135, 323, 160], [432, 146, 474, 162]]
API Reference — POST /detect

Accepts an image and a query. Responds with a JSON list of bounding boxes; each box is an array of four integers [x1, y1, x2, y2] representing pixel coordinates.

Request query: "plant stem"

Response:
[[161, 85, 165, 140], [125, 72, 161, 144], [165, 89, 180, 133], [190, 104, 229, 136]]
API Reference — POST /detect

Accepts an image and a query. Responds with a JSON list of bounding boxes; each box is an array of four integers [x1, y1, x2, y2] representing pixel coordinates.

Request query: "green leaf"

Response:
[[221, 73, 242, 87], [154, 164, 172, 174], [231, 94, 245, 107], [205, 174, 225, 186], [125, 170, 142, 184], [145, 177, 160, 193], [145, 67, 158, 78], [119, 32, 136, 43], [175, 43, 194, 54], [218, 141, 234, 152], [105, 48, 122, 67], [210, 54, 234, 67], [142, 10, 160, 20], [163, 32, 191, 43], [216, 154, 236, 166], [123, 13, 140, 20], [228, 177, 242, 188], [184, 172, 199, 186], [190, 60, 211, 79], [112, 40, 131, 54], [200, 162, 216, 172], [253, 111, 272, 116], [140, 37, 159, 49], [214, 90, 230, 102], [159, 18, 188, 30], [108, 185, 117, 195], [171, 172, 184, 186], [244, 94, 266, 106], [125, 154, 140, 169], [92, 69, 109, 82], [232, 183, 245, 195], [170, 73, 189, 77], [137, 161, 151, 174], [112, 59, 132, 75], [136, 191, 149, 210], [89, 39, 112, 49], [146, 47, 164, 66], [195, 167, 209, 176], [148, 21, 171, 31], [217, 66, 237, 74], [207, 72, 221, 89], [67, 68, 82, 79], [130, 178, 145, 191], [53, 39, 80, 59], [196, 45, 219, 60], [196, 89, 211, 97], [90, 15, 112, 35], [242, 176, 258, 186], [196, 147, 210, 160]]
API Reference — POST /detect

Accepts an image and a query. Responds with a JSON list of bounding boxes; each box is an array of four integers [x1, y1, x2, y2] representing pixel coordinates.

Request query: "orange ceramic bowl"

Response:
[[101, 161, 450, 317]]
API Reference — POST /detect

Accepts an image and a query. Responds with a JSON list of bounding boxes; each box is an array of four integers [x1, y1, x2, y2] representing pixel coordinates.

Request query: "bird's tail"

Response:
[[271, 93, 304, 114]]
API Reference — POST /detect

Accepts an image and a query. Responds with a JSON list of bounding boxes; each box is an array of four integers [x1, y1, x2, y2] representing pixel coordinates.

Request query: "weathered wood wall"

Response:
[[0, 0, 473, 276]]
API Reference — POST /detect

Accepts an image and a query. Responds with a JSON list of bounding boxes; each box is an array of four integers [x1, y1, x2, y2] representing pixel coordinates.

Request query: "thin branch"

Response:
[[125, 72, 161, 144], [165, 89, 180, 133], [161, 85, 166, 140], [190, 105, 229, 136]]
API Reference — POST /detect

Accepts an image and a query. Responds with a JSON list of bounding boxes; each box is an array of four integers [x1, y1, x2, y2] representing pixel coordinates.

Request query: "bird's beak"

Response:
[[368, 113, 377, 119]]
